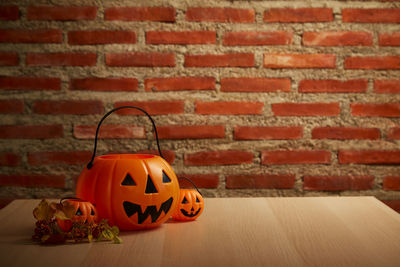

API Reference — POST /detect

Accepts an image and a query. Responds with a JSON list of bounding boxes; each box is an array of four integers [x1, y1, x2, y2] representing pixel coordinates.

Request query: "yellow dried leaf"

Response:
[[61, 201, 76, 219], [41, 235, 50, 243], [102, 229, 114, 241], [33, 199, 55, 221], [113, 236, 122, 244]]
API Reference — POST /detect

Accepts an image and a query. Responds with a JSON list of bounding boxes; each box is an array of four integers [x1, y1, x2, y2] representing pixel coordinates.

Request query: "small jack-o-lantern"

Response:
[[57, 198, 98, 232], [172, 178, 204, 221], [76, 106, 180, 230]]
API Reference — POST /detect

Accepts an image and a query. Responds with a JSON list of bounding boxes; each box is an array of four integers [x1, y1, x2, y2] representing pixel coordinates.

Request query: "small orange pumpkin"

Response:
[[57, 198, 98, 232], [172, 178, 204, 221]]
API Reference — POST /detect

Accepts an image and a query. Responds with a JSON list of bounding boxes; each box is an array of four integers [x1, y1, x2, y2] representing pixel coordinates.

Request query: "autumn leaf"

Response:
[[111, 226, 119, 236], [41, 235, 50, 243], [33, 199, 55, 221], [53, 201, 75, 220], [113, 236, 122, 244], [101, 229, 115, 241], [61, 201, 76, 218]]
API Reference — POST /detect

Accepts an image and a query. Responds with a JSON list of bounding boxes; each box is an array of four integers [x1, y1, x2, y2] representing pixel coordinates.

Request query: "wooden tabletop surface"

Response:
[[1, 197, 400, 267]]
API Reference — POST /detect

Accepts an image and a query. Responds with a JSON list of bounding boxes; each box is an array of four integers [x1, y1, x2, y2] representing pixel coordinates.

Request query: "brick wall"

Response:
[[0, 0, 400, 211]]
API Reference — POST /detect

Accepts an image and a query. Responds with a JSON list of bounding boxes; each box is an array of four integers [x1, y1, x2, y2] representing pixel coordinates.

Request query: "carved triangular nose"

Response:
[[145, 175, 158, 194]]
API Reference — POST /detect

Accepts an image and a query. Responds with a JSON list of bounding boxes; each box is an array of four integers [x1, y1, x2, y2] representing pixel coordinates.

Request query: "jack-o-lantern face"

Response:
[[57, 198, 98, 232], [172, 189, 204, 221], [76, 154, 180, 230]]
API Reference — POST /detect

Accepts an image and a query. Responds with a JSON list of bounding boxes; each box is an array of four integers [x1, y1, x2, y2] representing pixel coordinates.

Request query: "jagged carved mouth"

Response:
[[181, 208, 201, 218], [123, 197, 173, 224]]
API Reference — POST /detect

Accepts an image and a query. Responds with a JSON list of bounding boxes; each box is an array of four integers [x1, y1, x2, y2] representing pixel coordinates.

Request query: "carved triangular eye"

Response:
[[162, 171, 171, 183], [182, 196, 188, 204], [76, 208, 82, 216], [196, 197, 200, 203], [90, 209, 95, 215], [145, 175, 158, 194], [122, 173, 136, 186]]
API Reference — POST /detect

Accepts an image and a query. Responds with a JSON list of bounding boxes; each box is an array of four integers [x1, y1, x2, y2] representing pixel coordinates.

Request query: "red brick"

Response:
[[374, 80, 400, 93], [109, 150, 176, 165], [185, 150, 253, 166], [26, 52, 97, 66], [0, 29, 62, 43], [262, 150, 331, 165], [303, 31, 372, 46], [339, 150, 400, 164], [342, 8, 400, 23], [0, 52, 18, 66], [272, 103, 340, 116], [0, 174, 65, 188], [106, 52, 175, 67], [27, 6, 97, 20], [312, 127, 380, 140], [381, 199, 400, 213], [145, 77, 215, 91], [234, 126, 303, 140], [0, 6, 19, 20], [226, 174, 295, 189], [0, 77, 61, 91], [264, 54, 336, 69], [195, 101, 263, 115], [33, 100, 103, 115], [70, 78, 138, 92], [388, 127, 400, 139], [0, 125, 63, 139], [383, 176, 400, 190], [0, 100, 24, 114], [28, 151, 92, 165], [0, 152, 20, 166], [158, 125, 225, 139], [105, 6, 175, 22], [135, 150, 175, 165], [177, 174, 219, 189], [146, 31, 216, 45], [74, 125, 145, 139], [186, 7, 254, 23], [345, 56, 400, 70], [114, 101, 184, 115], [185, 53, 254, 67], [379, 32, 400, 46], [351, 103, 400, 117], [303, 176, 374, 191], [223, 31, 292, 46], [221, 78, 291, 92], [264, 8, 333, 23], [299, 79, 367, 93], [68, 30, 136, 45]]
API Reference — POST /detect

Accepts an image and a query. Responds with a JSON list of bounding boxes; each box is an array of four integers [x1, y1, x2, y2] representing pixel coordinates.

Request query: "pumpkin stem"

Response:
[[178, 177, 203, 196], [86, 106, 164, 169]]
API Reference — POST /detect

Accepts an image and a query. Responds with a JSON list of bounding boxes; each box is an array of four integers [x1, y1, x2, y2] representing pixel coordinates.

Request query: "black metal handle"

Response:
[[86, 106, 164, 169], [178, 177, 202, 196], [60, 197, 87, 204]]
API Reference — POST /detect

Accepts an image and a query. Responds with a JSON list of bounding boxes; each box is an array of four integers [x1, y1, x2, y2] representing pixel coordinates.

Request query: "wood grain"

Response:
[[0, 197, 399, 267]]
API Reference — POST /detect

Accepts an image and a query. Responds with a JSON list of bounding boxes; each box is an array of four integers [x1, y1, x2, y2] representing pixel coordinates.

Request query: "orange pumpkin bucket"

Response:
[[172, 177, 204, 221], [76, 106, 180, 231]]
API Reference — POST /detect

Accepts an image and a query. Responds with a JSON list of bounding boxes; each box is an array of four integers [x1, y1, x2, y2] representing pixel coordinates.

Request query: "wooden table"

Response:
[[1, 197, 400, 267]]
